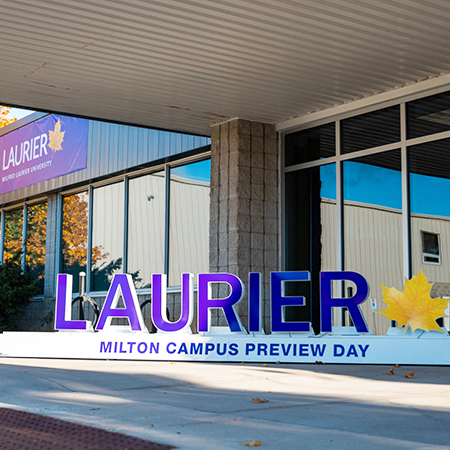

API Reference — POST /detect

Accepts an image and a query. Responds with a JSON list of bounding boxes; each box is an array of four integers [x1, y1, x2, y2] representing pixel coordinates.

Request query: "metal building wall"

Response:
[[0, 117, 210, 204]]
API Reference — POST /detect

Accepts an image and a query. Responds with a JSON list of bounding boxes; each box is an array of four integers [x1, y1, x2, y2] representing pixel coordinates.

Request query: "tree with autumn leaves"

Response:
[[3, 193, 109, 293], [0, 106, 16, 128], [3, 204, 49, 293], [62, 193, 108, 285]]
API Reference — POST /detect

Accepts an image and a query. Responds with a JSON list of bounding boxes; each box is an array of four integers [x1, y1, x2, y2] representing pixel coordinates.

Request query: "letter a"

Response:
[[96, 274, 147, 331]]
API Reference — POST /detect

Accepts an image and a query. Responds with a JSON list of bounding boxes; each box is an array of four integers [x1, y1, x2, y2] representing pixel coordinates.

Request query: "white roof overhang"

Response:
[[2, 0, 450, 136]]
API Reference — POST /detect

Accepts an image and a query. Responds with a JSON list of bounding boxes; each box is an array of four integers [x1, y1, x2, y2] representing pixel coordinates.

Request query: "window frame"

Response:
[[283, 88, 450, 326], [421, 231, 441, 265], [56, 153, 211, 295], [0, 198, 48, 297]]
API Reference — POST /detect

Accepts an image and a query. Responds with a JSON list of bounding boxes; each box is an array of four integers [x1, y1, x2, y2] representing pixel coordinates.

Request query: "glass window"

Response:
[[91, 182, 124, 291], [341, 106, 400, 154], [128, 171, 165, 288], [409, 138, 450, 282], [26, 202, 47, 294], [407, 91, 450, 139], [284, 163, 336, 331], [168, 160, 210, 287], [4, 208, 23, 263], [343, 150, 402, 334], [3, 209, 23, 262], [61, 192, 89, 292], [421, 231, 440, 265], [285, 123, 335, 167]]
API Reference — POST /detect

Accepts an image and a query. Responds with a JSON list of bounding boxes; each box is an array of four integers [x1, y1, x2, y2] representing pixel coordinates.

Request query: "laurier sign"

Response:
[[55, 271, 370, 334], [1, 271, 449, 364]]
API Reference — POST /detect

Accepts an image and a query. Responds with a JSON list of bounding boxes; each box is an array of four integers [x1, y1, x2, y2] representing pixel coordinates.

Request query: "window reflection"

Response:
[[168, 160, 210, 287], [409, 140, 450, 292], [284, 123, 335, 166], [4, 208, 23, 263], [62, 192, 89, 292], [421, 231, 440, 265], [91, 182, 124, 291], [343, 150, 402, 334], [341, 106, 400, 154], [407, 91, 450, 139], [284, 164, 336, 331], [128, 171, 165, 288], [26, 202, 47, 294]]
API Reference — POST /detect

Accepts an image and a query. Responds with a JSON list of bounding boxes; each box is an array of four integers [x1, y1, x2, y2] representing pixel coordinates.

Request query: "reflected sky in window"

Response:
[[344, 161, 402, 210], [171, 159, 210, 182]]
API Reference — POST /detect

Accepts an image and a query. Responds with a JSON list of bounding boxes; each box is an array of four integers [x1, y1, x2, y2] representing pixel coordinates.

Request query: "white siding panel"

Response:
[[168, 176, 210, 286]]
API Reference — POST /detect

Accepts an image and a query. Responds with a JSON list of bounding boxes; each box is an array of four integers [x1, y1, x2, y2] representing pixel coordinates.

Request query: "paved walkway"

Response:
[[0, 407, 173, 449], [0, 358, 449, 450]]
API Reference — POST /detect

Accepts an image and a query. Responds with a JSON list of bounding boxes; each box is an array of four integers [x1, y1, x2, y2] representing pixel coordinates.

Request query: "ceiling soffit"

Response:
[[1, 0, 450, 135]]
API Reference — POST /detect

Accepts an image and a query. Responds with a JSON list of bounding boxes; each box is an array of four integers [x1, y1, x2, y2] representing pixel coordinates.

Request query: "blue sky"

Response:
[[320, 162, 450, 217], [5, 107, 35, 121], [171, 159, 210, 182]]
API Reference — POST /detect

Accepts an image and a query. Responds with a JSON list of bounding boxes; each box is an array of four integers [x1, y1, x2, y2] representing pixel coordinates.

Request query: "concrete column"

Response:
[[209, 119, 279, 332]]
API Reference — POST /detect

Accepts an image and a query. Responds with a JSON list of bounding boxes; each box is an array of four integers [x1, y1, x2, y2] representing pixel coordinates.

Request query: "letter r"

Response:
[[320, 271, 370, 333]]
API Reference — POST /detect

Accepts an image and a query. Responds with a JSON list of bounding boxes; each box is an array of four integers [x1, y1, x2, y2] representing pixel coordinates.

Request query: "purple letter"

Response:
[[54, 274, 90, 330], [198, 273, 244, 332], [96, 274, 146, 331], [271, 271, 312, 332], [152, 273, 194, 332], [320, 271, 369, 333]]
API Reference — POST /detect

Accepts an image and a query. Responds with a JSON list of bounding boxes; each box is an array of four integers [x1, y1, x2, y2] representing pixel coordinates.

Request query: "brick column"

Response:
[[209, 119, 279, 332]]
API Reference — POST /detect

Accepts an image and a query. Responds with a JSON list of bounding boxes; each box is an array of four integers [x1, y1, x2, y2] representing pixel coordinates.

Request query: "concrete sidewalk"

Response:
[[0, 358, 449, 450]]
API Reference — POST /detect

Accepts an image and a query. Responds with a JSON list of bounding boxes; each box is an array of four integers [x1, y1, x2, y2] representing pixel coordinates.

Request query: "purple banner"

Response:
[[0, 114, 88, 194]]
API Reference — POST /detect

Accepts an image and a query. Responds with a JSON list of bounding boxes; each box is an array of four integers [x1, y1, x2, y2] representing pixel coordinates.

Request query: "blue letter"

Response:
[[334, 344, 345, 357], [197, 273, 244, 332], [358, 344, 369, 357], [249, 272, 262, 332], [320, 271, 370, 333], [246, 343, 256, 355], [271, 271, 311, 332]]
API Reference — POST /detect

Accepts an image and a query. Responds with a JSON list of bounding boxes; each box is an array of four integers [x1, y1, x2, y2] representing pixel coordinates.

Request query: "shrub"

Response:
[[0, 258, 40, 330]]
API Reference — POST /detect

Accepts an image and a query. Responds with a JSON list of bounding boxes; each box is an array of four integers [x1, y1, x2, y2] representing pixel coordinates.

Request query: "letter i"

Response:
[[249, 273, 262, 332]]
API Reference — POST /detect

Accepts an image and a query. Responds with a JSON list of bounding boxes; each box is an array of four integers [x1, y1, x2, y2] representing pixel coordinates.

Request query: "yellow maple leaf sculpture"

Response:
[[48, 119, 65, 151], [378, 269, 448, 333]]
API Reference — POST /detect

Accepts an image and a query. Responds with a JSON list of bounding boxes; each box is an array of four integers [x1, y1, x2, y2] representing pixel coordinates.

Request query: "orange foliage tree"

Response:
[[0, 106, 17, 128], [3, 209, 23, 262], [3, 194, 108, 292], [62, 193, 108, 275]]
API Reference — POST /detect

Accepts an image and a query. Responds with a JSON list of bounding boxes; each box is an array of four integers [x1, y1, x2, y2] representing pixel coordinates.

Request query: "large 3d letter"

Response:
[[152, 273, 194, 332], [271, 271, 312, 332], [320, 271, 369, 333], [54, 274, 91, 330], [198, 273, 244, 332], [96, 274, 146, 331], [249, 272, 262, 332]]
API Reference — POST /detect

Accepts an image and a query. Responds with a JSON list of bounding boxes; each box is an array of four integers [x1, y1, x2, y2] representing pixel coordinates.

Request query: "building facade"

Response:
[[2, 83, 450, 336], [0, 115, 211, 330]]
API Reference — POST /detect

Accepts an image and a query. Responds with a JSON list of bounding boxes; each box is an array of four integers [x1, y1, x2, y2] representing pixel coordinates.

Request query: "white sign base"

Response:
[[1, 329, 449, 365]]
